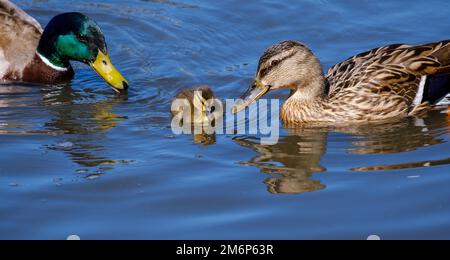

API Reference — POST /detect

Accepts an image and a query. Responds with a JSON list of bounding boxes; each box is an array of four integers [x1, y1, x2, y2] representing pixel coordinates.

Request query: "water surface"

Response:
[[1, 0, 450, 239]]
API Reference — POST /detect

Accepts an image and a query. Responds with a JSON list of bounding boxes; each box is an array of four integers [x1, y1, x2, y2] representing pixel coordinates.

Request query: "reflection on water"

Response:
[[343, 113, 448, 155], [42, 85, 130, 171], [193, 131, 216, 145], [0, 83, 53, 134], [235, 110, 449, 194], [0, 83, 129, 172], [352, 157, 450, 172], [42, 85, 127, 135], [234, 129, 327, 195]]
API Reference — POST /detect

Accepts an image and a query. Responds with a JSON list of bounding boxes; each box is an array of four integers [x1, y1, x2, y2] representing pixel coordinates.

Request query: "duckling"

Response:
[[171, 86, 218, 145], [233, 40, 450, 125], [171, 86, 217, 124], [0, 0, 128, 92]]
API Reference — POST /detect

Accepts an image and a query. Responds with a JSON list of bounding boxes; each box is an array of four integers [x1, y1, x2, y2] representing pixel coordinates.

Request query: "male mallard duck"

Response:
[[0, 0, 128, 92], [233, 40, 450, 125]]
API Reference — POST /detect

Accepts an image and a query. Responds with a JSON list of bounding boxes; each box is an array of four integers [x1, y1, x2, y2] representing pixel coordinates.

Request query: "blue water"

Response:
[[1, 0, 450, 239]]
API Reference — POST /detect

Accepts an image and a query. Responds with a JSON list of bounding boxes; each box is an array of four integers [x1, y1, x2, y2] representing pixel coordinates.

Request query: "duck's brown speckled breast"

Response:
[[16, 53, 74, 84]]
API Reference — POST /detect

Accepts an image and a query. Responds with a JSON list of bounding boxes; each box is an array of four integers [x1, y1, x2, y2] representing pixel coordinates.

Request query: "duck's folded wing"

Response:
[[0, 0, 43, 78], [326, 44, 411, 97], [327, 41, 450, 107]]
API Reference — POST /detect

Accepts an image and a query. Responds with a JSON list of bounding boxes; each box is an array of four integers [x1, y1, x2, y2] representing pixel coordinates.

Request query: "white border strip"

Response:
[[413, 75, 427, 106], [37, 52, 68, 72]]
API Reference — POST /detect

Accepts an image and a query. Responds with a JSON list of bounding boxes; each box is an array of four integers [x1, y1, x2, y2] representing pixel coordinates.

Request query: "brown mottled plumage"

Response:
[[236, 40, 450, 126], [1, 1, 45, 79]]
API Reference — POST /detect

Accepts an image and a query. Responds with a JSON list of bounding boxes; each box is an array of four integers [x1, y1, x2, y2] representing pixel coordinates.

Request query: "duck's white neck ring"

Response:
[[36, 52, 69, 72]]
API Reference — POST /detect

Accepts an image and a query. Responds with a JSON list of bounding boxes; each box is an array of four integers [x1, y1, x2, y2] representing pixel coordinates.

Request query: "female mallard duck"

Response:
[[0, 0, 128, 92], [233, 40, 450, 125]]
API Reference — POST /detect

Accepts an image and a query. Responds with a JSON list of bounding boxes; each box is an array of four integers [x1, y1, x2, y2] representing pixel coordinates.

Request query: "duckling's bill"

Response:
[[90, 50, 129, 93], [232, 80, 270, 114]]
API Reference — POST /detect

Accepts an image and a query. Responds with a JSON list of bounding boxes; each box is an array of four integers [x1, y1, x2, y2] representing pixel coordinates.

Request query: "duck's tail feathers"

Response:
[[436, 93, 450, 106]]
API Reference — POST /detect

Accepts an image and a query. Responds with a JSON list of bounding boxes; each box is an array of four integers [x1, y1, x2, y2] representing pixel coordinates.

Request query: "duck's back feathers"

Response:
[[0, 0, 43, 79], [0, 0, 42, 32], [326, 41, 450, 112]]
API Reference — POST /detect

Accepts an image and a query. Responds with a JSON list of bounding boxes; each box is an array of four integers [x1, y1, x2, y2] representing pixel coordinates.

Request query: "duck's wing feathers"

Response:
[[326, 41, 450, 108], [326, 44, 410, 97], [0, 0, 43, 78]]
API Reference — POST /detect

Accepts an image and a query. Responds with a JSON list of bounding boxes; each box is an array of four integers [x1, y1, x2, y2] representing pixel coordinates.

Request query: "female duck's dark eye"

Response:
[[271, 60, 280, 67]]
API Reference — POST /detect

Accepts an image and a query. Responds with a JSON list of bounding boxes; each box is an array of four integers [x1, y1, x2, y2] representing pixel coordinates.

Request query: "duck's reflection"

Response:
[[1, 83, 127, 171], [234, 128, 328, 195], [0, 83, 55, 134], [235, 110, 449, 195], [41, 84, 129, 171], [338, 115, 447, 155]]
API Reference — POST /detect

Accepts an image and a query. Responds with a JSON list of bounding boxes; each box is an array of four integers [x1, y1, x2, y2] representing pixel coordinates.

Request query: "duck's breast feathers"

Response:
[[326, 41, 450, 106], [0, 0, 43, 79]]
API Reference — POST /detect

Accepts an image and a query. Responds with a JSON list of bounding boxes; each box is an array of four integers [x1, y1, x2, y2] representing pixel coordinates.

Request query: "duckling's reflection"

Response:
[[235, 110, 449, 195], [41, 84, 128, 169]]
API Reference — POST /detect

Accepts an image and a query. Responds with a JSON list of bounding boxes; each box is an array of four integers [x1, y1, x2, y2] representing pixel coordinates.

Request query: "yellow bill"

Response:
[[90, 50, 129, 93]]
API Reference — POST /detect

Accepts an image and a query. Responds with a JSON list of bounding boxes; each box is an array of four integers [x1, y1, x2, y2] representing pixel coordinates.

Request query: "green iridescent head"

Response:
[[37, 12, 128, 92]]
